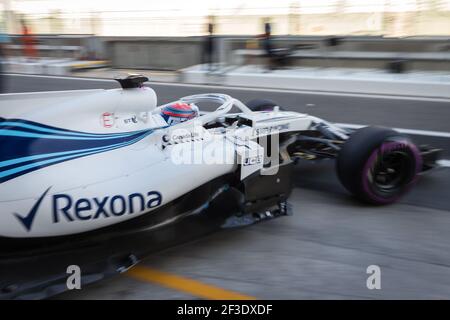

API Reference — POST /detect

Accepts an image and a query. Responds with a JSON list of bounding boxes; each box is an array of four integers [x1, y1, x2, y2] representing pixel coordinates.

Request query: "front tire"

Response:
[[336, 126, 422, 205]]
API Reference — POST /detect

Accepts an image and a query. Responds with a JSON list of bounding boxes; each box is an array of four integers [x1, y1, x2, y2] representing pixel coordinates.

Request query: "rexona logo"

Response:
[[14, 187, 162, 232]]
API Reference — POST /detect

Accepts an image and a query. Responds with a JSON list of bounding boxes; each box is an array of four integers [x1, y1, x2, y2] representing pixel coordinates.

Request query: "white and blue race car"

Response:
[[0, 75, 441, 299]]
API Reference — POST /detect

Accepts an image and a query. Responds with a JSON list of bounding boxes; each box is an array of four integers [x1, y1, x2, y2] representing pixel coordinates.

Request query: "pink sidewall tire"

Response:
[[336, 126, 422, 205]]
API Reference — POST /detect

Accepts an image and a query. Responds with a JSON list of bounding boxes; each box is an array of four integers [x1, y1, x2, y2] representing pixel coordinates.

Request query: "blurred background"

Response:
[[0, 0, 450, 75]]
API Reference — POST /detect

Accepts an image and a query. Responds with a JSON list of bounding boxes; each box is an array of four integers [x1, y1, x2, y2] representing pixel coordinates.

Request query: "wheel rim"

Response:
[[367, 149, 416, 196]]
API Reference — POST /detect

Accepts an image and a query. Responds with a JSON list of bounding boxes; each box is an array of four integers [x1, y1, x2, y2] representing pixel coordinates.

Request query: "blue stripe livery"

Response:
[[0, 118, 153, 184]]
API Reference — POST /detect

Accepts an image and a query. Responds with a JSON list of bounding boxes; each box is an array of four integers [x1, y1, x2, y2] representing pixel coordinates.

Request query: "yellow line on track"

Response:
[[127, 265, 256, 300]]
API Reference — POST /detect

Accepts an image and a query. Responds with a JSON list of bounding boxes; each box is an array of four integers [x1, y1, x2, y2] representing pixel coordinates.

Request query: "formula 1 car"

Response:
[[0, 75, 441, 299]]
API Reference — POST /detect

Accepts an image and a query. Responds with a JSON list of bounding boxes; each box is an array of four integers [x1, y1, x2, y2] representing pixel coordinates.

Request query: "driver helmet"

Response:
[[160, 102, 199, 126]]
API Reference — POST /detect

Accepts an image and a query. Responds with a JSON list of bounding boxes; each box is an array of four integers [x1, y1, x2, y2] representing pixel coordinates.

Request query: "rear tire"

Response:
[[246, 99, 281, 112], [336, 126, 422, 205]]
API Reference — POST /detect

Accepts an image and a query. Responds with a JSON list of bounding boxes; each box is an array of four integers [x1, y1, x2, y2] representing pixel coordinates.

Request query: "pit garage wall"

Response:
[[104, 37, 204, 70], [102, 36, 450, 71], [5, 34, 449, 72]]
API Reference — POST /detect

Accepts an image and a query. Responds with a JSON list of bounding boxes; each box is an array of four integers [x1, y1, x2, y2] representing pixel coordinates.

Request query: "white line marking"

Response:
[[336, 123, 450, 138], [5, 73, 450, 103], [437, 160, 450, 167], [339, 123, 450, 168], [4, 73, 115, 83]]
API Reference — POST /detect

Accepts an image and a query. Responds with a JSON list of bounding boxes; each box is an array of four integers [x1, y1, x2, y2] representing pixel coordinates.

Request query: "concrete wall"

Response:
[[220, 36, 450, 70], [103, 35, 450, 71], [5, 34, 450, 71], [103, 37, 203, 70]]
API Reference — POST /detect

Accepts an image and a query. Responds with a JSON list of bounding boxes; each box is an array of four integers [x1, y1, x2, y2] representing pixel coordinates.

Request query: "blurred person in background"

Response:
[[260, 21, 293, 70], [21, 19, 37, 60], [202, 18, 215, 71]]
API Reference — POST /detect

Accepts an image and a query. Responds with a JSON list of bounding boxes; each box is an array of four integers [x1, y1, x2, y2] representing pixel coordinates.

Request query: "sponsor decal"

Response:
[[167, 131, 200, 144], [243, 155, 263, 166], [163, 127, 203, 146], [14, 187, 52, 231], [123, 115, 138, 125], [172, 132, 199, 141], [102, 112, 115, 128], [254, 124, 289, 136], [13, 187, 162, 232]]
